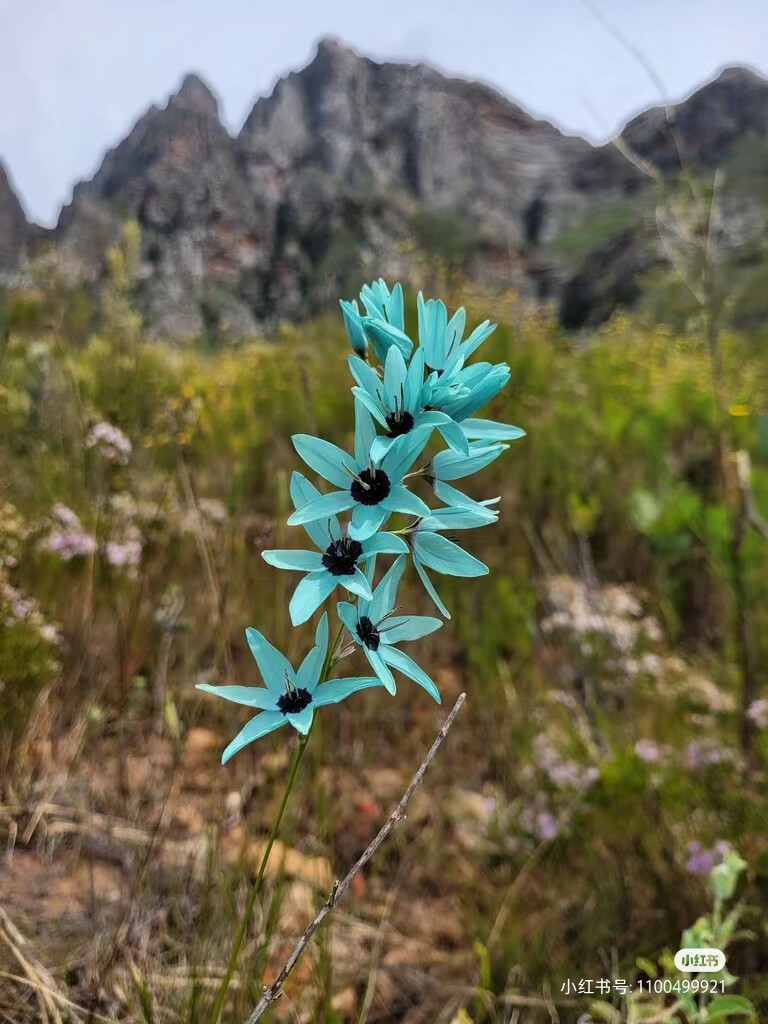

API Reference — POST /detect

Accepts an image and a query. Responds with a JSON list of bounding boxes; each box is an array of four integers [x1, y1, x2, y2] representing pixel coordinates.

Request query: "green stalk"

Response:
[[210, 735, 308, 1022], [210, 621, 345, 1023]]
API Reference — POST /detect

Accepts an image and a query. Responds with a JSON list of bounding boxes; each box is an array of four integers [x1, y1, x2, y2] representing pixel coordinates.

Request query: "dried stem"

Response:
[[243, 692, 467, 1023]]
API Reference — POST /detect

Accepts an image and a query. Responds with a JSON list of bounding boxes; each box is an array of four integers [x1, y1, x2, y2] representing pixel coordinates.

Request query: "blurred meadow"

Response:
[[1, 220, 768, 1024]]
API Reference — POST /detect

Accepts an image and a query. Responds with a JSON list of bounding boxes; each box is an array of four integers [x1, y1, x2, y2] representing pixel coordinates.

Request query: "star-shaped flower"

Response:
[[350, 346, 470, 462], [340, 280, 411, 362], [426, 442, 509, 512], [262, 472, 408, 625], [337, 556, 442, 700], [417, 292, 496, 375], [288, 402, 432, 541], [407, 506, 499, 618], [196, 615, 382, 762]]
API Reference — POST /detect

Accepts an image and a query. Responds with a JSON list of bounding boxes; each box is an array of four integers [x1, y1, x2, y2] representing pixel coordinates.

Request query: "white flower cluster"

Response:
[[85, 421, 133, 465], [1, 579, 61, 647], [40, 504, 97, 560], [747, 698, 768, 730], [541, 575, 662, 659]]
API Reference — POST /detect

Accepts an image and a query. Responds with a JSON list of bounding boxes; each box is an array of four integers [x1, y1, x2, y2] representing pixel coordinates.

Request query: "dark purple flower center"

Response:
[[351, 468, 391, 506], [385, 410, 414, 438], [322, 537, 363, 576], [356, 615, 380, 651], [277, 687, 312, 715]]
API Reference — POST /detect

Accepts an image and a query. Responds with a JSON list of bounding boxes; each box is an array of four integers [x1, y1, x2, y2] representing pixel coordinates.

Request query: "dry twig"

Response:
[[243, 693, 467, 1023]]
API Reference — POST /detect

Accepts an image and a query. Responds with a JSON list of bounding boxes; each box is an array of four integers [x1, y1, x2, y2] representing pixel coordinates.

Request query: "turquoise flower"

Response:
[[288, 402, 431, 542], [426, 442, 509, 512], [438, 361, 512, 423], [407, 506, 498, 618], [414, 294, 523, 439], [262, 472, 408, 626], [360, 317, 413, 363], [339, 299, 368, 358], [417, 292, 496, 374], [350, 346, 469, 462], [337, 556, 441, 700], [340, 280, 411, 363], [196, 614, 381, 762], [360, 279, 405, 331]]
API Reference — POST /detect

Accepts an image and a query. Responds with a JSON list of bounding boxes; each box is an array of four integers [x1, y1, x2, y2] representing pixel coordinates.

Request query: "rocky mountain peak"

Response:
[[313, 35, 363, 67], [11, 41, 766, 338], [621, 63, 768, 172], [0, 162, 28, 272], [167, 72, 220, 118]]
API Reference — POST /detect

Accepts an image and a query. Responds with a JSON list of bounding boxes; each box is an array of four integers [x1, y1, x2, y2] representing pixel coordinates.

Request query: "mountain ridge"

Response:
[[2, 41, 767, 334]]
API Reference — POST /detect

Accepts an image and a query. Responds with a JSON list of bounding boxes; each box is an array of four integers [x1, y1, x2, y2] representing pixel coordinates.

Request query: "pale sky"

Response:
[[1, 0, 767, 226]]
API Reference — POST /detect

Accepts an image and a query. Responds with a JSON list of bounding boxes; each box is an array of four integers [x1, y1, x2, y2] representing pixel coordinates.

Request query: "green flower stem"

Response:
[[211, 735, 308, 1023], [210, 621, 345, 1023]]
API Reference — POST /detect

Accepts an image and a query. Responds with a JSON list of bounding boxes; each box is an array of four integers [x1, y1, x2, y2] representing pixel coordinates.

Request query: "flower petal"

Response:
[[457, 319, 496, 361], [289, 572, 338, 626], [418, 293, 448, 369], [366, 647, 397, 693], [262, 549, 324, 571], [296, 612, 329, 691], [362, 532, 408, 556], [221, 712, 287, 762], [363, 554, 377, 588], [433, 442, 508, 481], [381, 427, 432, 481], [312, 676, 383, 706], [245, 627, 295, 692], [288, 491, 356, 526], [290, 472, 340, 548], [414, 558, 451, 619], [445, 306, 467, 358], [380, 615, 442, 644], [460, 419, 526, 441], [404, 347, 425, 413], [196, 683, 277, 709], [314, 611, 329, 655], [413, 532, 489, 577], [370, 433, 397, 464], [379, 645, 441, 702], [435, 417, 471, 456], [348, 355, 383, 401], [342, 566, 374, 600], [418, 505, 498, 531], [348, 502, 387, 541], [362, 318, 413, 362], [360, 279, 404, 330], [351, 386, 388, 428], [340, 299, 367, 356], [292, 434, 355, 489], [444, 364, 510, 421], [434, 480, 500, 514], [388, 282, 405, 331], [368, 554, 406, 623], [354, 400, 378, 467], [379, 484, 430, 518], [336, 600, 359, 636], [286, 704, 314, 734], [383, 346, 408, 411]]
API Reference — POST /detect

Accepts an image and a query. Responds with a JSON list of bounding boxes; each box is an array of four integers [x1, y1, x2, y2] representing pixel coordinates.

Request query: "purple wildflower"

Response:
[[86, 421, 132, 465], [746, 699, 768, 730]]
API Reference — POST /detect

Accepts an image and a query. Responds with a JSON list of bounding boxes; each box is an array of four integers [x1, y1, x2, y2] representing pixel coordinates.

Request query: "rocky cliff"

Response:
[[44, 39, 639, 335], [3, 45, 767, 335], [0, 163, 28, 273], [621, 65, 768, 173]]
